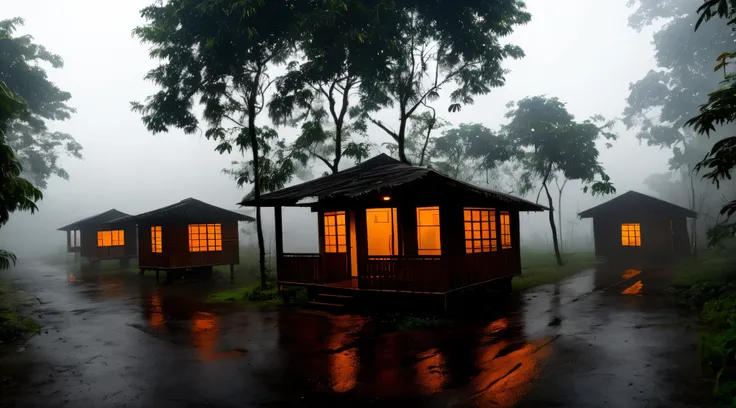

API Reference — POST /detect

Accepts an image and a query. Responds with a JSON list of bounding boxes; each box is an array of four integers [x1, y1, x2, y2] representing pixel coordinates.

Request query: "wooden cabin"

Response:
[[104, 198, 254, 280], [240, 154, 546, 310], [579, 190, 697, 262], [57, 209, 138, 267]]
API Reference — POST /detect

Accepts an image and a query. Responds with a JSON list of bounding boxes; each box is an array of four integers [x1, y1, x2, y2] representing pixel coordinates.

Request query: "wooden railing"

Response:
[[452, 250, 520, 289], [359, 256, 447, 292], [279, 253, 320, 283]]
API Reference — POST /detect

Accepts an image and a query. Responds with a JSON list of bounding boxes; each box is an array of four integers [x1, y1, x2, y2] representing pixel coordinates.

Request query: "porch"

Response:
[[278, 251, 520, 294]]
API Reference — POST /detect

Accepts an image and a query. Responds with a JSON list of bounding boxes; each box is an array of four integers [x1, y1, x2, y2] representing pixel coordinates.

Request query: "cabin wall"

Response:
[[591, 213, 687, 261], [78, 225, 137, 260], [138, 220, 240, 270], [66, 230, 81, 253]]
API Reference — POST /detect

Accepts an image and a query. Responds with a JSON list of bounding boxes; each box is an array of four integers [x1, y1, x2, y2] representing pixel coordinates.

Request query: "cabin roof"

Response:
[[105, 198, 254, 226], [239, 154, 547, 211], [578, 190, 697, 219], [58, 209, 130, 231]]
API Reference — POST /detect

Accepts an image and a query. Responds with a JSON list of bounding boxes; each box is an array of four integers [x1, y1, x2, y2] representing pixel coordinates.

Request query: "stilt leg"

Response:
[[139, 268, 144, 276], [229, 264, 234, 284], [156, 270, 160, 283]]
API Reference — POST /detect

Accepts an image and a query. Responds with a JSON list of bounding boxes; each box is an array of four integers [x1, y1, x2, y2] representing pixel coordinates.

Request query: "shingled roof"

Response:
[[240, 154, 547, 211], [105, 198, 254, 226], [578, 190, 697, 219], [58, 209, 130, 231]]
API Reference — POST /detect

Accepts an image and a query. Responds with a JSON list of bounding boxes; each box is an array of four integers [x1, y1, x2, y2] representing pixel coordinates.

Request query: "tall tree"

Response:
[[685, 0, 736, 246], [131, 0, 302, 288], [624, 0, 736, 255], [353, 2, 531, 164], [505, 96, 617, 266], [0, 18, 82, 189], [0, 80, 43, 269], [382, 111, 449, 166]]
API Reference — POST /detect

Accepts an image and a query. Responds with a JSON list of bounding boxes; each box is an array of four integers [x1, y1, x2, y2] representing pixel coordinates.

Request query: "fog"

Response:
[[0, 0, 676, 259]]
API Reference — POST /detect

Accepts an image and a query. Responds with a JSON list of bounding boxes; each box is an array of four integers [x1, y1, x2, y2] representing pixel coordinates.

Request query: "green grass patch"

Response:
[[0, 283, 39, 343], [395, 315, 454, 331], [206, 280, 290, 305], [513, 250, 599, 291]]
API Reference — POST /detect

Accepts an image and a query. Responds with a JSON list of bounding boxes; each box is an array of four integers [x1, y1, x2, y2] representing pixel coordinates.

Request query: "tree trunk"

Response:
[[248, 83, 267, 289], [556, 178, 567, 255], [544, 182, 564, 266], [689, 172, 698, 259], [397, 108, 410, 165]]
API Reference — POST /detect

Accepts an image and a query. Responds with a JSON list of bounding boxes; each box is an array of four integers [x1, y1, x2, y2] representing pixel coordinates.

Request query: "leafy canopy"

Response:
[[0, 18, 82, 188]]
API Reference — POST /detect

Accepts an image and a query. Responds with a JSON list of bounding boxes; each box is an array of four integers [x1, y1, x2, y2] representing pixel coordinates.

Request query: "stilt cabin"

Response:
[[579, 190, 697, 261], [240, 154, 546, 307], [57, 209, 137, 267], [104, 198, 254, 276]]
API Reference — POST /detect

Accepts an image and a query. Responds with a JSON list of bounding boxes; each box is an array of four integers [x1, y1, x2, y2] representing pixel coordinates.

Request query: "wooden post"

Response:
[[229, 264, 234, 284], [274, 206, 284, 282], [155, 270, 160, 283], [139, 268, 144, 276]]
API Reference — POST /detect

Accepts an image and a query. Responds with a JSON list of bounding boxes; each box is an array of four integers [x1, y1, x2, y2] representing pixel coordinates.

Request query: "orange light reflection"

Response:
[[149, 294, 164, 329], [415, 348, 446, 394], [621, 280, 644, 296], [622, 269, 641, 280]]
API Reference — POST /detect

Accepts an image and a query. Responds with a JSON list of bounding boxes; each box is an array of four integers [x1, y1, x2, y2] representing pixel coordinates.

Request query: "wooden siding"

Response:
[[592, 214, 691, 260], [138, 221, 240, 269], [78, 225, 137, 260]]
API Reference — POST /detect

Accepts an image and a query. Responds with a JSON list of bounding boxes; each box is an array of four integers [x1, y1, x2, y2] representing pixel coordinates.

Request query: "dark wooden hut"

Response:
[[105, 198, 254, 280], [578, 190, 697, 261], [57, 209, 138, 267], [240, 154, 546, 310]]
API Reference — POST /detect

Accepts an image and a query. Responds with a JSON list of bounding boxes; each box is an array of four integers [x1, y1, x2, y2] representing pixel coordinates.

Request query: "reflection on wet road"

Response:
[[0, 261, 708, 407]]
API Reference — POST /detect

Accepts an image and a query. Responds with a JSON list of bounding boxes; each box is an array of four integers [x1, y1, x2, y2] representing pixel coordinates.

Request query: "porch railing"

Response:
[[279, 253, 320, 283], [358, 256, 447, 292]]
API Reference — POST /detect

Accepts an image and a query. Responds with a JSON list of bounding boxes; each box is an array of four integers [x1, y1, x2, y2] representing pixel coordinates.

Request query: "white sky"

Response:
[[0, 0, 670, 256]]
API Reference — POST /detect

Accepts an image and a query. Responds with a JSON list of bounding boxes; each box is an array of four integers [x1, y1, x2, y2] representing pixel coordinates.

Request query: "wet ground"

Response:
[[0, 261, 709, 408]]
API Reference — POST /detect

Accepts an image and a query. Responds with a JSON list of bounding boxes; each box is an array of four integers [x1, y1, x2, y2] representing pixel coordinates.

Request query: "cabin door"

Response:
[[365, 208, 399, 256]]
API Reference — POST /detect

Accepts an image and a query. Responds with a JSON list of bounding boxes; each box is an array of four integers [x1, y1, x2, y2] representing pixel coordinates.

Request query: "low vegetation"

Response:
[[0, 282, 39, 344], [671, 247, 736, 406], [513, 250, 599, 291]]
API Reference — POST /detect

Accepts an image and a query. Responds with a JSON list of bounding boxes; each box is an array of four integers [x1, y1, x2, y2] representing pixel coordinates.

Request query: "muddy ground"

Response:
[[0, 261, 709, 407]]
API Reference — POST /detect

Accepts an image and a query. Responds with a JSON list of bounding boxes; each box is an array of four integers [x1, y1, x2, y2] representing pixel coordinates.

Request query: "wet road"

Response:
[[0, 261, 708, 408]]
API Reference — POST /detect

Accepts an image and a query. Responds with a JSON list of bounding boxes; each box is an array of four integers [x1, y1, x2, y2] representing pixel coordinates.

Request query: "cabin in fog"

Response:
[[241, 154, 546, 311], [105, 198, 253, 278], [579, 191, 696, 261], [57, 209, 138, 267]]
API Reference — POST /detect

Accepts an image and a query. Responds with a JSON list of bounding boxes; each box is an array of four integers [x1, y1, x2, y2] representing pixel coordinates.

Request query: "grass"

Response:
[[0, 282, 39, 343], [513, 250, 599, 291], [673, 251, 736, 288]]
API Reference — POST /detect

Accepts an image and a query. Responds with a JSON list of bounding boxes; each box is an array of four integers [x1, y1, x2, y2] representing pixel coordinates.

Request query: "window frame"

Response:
[[188, 224, 223, 252], [323, 211, 347, 253], [621, 223, 641, 247], [69, 230, 81, 248], [97, 230, 125, 247], [416, 206, 441, 256], [500, 211, 512, 249], [463, 208, 498, 254], [151, 226, 163, 253]]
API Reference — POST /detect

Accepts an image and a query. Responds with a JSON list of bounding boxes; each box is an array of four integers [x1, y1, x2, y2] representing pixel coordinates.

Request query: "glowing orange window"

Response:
[[416, 207, 441, 255], [500, 211, 511, 249], [324, 211, 346, 253], [621, 223, 641, 247], [151, 226, 163, 253], [188, 224, 222, 252], [97, 230, 125, 247], [463, 208, 497, 254]]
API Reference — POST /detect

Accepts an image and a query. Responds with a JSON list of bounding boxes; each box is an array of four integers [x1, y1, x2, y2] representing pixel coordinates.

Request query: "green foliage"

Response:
[[0, 17, 82, 189], [513, 251, 598, 291], [395, 315, 453, 331], [0, 282, 39, 341], [0, 80, 43, 269]]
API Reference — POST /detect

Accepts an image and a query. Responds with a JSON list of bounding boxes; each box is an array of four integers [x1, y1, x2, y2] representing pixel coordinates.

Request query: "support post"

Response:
[[229, 264, 234, 284], [274, 206, 284, 284], [139, 268, 144, 276], [156, 270, 160, 283]]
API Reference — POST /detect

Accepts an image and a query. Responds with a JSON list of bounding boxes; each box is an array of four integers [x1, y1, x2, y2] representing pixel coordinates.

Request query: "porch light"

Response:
[[382, 196, 391, 201]]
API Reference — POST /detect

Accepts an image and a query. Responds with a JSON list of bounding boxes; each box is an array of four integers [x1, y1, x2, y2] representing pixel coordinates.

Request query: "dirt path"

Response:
[[0, 261, 709, 407]]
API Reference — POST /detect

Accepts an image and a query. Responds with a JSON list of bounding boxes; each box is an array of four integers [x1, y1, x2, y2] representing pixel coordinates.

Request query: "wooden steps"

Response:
[[306, 292, 355, 313]]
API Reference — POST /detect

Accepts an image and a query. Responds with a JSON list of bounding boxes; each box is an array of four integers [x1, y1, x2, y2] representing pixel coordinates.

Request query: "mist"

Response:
[[0, 0, 690, 260]]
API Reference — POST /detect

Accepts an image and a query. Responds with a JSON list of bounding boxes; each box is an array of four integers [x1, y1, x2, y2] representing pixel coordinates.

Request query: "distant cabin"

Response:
[[579, 191, 696, 261], [240, 154, 546, 311], [105, 198, 254, 279], [57, 209, 138, 267]]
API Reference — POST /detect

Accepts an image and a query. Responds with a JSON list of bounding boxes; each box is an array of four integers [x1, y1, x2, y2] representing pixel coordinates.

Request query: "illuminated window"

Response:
[[500, 211, 511, 249], [97, 230, 125, 247], [621, 223, 641, 247], [416, 207, 441, 255], [463, 208, 497, 254], [188, 224, 222, 252], [324, 211, 347, 253], [151, 226, 162, 253]]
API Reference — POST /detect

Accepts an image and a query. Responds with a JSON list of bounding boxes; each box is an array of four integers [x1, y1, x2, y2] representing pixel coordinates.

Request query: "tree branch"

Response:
[[368, 116, 399, 141]]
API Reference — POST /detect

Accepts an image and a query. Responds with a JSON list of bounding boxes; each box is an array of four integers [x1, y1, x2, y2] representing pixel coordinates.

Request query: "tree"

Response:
[[0, 18, 82, 189], [624, 0, 736, 255], [684, 0, 736, 246], [382, 111, 449, 166], [505, 96, 617, 266], [0, 80, 43, 269], [131, 0, 303, 288], [354, 2, 531, 164]]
